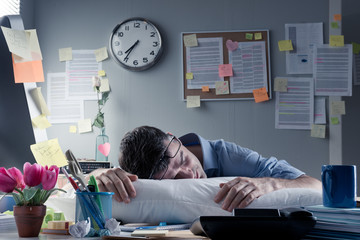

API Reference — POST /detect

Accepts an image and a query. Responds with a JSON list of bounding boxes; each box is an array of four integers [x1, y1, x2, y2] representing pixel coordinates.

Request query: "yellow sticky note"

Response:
[[94, 47, 108, 62], [278, 40, 293, 51], [59, 47, 72, 62], [12, 54, 45, 83], [215, 81, 229, 95], [218, 64, 233, 77], [330, 101, 345, 115], [331, 117, 339, 125], [253, 87, 269, 103], [352, 42, 360, 54], [334, 14, 342, 21], [100, 78, 110, 92], [31, 114, 51, 129], [30, 138, 68, 167], [330, 35, 344, 47], [98, 70, 106, 77], [183, 34, 198, 47], [245, 33, 253, 40], [30, 87, 51, 116], [202, 86, 209, 92], [331, 22, 339, 29], [78, 119, 92, 133], [311, 124, 326, 139], [274, 78, 288, 92], [186, 96, 200, 108], [12, 29, 42, 63], [186, 72, 193, 80], [69, 125, 77, 133], [255, 33, 262, 40]]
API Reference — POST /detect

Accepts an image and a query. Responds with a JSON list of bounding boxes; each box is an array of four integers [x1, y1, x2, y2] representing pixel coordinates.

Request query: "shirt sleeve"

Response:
[[210, 139, 305, 179]]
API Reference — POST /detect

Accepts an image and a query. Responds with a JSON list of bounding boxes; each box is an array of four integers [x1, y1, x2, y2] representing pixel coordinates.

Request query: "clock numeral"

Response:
[[133, 60, 138, 66], [150, 51, 155, 56], [117, 32, 124, 37], [150, 32, 156, 37], [153, 42, 159, 47], [125, 26, 130, 31], [143, 57, 148, 63], [134, 22, 140, 28], [114, 41, 120, 46], [117, 50, 123, 56]]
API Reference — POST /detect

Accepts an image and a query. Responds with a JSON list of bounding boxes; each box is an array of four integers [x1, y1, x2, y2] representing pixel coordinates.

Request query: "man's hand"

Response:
[[214, 175, 321, 212], [90, 168, 138, 203], [214, 177, 275, 212]]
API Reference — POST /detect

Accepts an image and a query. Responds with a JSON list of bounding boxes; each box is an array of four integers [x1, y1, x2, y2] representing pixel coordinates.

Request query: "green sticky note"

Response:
[[245, 33, 253, 40], [331, 117, 339, 125], [331, 22, 339, 29], [352, 42, 360, 54]]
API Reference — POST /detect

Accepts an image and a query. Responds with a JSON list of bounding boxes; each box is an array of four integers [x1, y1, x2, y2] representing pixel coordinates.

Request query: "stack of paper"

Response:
[[0, 214, 16, 231], [304, 205, 360, 239]]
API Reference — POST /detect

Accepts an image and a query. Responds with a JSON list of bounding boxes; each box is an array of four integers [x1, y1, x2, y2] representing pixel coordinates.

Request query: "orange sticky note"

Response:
[[333, 14, 341, 21], [218, 64, 233, 77], [202, 86, 209, 92], [12, 54, 44, 83], [252, 87, 269, 103]]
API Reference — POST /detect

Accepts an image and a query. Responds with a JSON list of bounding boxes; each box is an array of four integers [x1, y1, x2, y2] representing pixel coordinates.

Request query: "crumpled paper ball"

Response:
[[69, 217, 91, 238]]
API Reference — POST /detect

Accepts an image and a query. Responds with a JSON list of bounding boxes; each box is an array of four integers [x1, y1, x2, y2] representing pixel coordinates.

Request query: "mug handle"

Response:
[[322, 167, 336, 202]]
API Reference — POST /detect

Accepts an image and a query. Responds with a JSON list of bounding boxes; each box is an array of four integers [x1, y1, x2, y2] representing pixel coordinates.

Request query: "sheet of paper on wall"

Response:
[[285, 22, 323, 74], [228, 41, 267, 93], [12, 54, 45, 83], [47, 72, 84, 124], [78, 118, 92, 133], [186, 37, 223, 89], [314, 97, 326, 124], [311, 124, 326, 138], [31, 114, 51, 129], [94, 47, 108, 62], [30, 87, 51, 116], [353, 54, 360, 85], [313, 44, 352, 96], [59, 47, 72, 62], [66, 50, 101, 100], [186, 95, 200, 108], [30, 138, 68, 167], [275, 77, 314, 130]]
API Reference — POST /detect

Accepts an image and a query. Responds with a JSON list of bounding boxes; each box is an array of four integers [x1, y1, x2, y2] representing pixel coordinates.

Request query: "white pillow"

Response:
[[47, 177, 322, 224]]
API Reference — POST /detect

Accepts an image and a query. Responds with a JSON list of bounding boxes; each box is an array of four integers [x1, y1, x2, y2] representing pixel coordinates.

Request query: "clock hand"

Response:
[[124, 40, 139, 62]]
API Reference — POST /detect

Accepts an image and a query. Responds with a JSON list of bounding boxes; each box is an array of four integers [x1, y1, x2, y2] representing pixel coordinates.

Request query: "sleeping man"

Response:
[[91, 125, 321, 212]]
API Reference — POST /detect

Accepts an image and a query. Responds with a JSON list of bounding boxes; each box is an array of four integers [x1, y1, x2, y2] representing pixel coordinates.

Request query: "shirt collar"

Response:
[[179, 133, 217, 172]]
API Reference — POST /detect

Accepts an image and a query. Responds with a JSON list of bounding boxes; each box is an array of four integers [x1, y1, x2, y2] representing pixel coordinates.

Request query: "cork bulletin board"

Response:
[[182, 30, 271, 101]]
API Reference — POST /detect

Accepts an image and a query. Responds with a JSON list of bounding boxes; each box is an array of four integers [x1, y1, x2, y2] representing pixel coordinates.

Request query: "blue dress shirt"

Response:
[[179, 133, 304, 179]]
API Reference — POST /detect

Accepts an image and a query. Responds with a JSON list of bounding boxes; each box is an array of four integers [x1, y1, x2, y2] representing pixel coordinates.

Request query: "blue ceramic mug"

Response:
[[321, 165, 357, 208]]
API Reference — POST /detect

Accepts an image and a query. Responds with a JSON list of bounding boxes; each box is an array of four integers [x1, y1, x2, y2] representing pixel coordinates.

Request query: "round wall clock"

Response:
[[109, 17, 164, 71]]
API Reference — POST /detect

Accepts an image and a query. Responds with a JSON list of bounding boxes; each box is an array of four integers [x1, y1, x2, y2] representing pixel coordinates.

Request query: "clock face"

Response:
[[109, 18, 164, 71]]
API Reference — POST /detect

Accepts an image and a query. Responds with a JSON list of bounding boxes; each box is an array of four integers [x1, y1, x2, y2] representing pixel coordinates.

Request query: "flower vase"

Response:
[[95, 127, 110, 161], [13, 205, 46, 237]]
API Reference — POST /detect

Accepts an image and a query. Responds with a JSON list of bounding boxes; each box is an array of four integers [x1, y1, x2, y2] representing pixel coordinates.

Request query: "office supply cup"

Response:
[[75, 191, 114, 229], [321, 165, 357, 208]]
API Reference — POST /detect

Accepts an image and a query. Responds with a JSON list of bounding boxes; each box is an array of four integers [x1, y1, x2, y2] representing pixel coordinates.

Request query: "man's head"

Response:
[[119, 126, 207, 179]]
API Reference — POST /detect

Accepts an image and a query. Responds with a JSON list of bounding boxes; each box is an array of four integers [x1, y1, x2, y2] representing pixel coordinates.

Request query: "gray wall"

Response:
[[19, 0, 359, 182]]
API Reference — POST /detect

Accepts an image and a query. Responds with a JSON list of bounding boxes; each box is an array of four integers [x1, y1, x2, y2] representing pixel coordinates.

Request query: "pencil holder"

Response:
[[75, 191, 114, 229]]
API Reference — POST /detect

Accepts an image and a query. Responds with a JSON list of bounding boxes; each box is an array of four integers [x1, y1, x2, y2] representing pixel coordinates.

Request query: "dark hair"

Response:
[[119, 126, 170, 178]]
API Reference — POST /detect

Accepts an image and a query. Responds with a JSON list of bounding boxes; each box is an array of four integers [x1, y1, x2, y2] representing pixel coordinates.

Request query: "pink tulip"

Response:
[[23, 162, 44, 187], [0, 167, 17, 193], [41, 165, 59, 190], [8, 167, 25, 190]]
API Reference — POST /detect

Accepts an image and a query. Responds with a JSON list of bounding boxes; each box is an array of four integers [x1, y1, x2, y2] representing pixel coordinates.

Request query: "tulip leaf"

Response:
[[9, 192, 24, 206], [41, 188, 66, 204], [23, 188, 39, 202]]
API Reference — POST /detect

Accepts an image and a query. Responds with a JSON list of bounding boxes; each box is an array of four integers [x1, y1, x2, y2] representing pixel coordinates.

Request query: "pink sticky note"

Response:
[[218, 64, 233, 77], [226, 39, 238, 51], [98, 142, 111, 157]]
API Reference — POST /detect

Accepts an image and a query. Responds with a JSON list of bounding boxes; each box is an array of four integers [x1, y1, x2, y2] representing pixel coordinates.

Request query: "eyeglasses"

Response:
[[148, 135, 182, 180]]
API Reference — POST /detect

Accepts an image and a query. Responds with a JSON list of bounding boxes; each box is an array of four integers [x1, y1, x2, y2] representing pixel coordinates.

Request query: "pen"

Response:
[[61, 167, 79, 191]]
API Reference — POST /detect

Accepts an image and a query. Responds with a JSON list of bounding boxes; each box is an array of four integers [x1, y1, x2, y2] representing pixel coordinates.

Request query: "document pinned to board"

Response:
[[30, 138, 68, 167]]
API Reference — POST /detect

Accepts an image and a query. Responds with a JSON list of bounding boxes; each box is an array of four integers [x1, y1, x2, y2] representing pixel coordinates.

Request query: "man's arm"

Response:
[[214, 175, 321, 212], [88, 168, 138, 203]]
